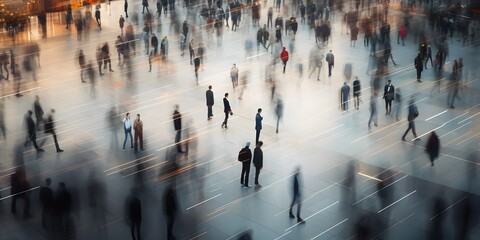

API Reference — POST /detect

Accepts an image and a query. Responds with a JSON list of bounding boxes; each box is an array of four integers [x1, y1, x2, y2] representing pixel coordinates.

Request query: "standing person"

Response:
[[96, 47, 104, 75], [425, 131, 440, 167], [280, 47, 289, 73], [24, 110, 44, 152], [189, 39, 195, 64], [151, 33, 159, 55], [13, 64, 22, 97], [340, 82, 350, 111], [368, 93, 378, 129], [414, 53, 423, 82], [275, 25, 282, 45], [95, 4, 101, 30], [173, 105, 183, 153], [253, 141, 264, 188], [122, 113, 133, 149], [55, 182, 72, 236], [101, 42, 114, 72], [179, 32, 186, 56], [39, 178, 54, 228], [119, 15, 125, 35], [33, 95, 44, 131], [383, 79, 394, 115], [206, 85, 214, 120], [134, 114, 143, 152], [230, 64, 239, 89], [0, 99, 6, 140], [10, 167, 32, 219], [402, 97, 420, 141], [238, 142, 252, 187], [115, 36, 125, 66], [353, 77, 361, 110], [164, 184, 177, 240], [255, 108, 263, 144], [142, 0, 149, 13], [267, 7, 273, 28], [193, 56, 200, 83], [424, 43, 433, 69], [78, 50, 86, 82], [289, 167, 305, 223], [397, 25, 406, 46], [43, 109, 64, 152], [275, 96, 283, 133], [326, 50, 334, 77], [221, 93, 232, 129], [156, 0, 162, 18], [125, 189, 142, 240], [160, 36, 169, 60], [124, 0, 129, 18]]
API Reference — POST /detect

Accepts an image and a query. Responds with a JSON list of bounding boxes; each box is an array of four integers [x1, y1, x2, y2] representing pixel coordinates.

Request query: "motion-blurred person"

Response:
[[309, 46, 323, 81], [424, 43, 433, 69], [368, 93, 378, 129], [43, 109, 64, 152], [107, 106, 119, 147], [221, 93, 232, 129], [353, 77, 361, 110], [180, 32, 186, 56], [414, 53, 423, 82], [124, 0, 129, 18], [447, 73, 461, 109], [239, 142, 252, 187], [0, 49, 9, 80], [173, 105, 183, 153], [455, 194, 476, 240], [275, 96, 283, 133], [377, 170, 393, 211], [87, 170, 107, 226], [119, 15, 125, 34], [206, 85, 214, 120], [134, 114, 144, 152], [230, 64, 239, 89], [289, 167, 305, 223], [101, 42, 114, 72], [77, 49, 86, 82], [115, 36, 125, 67], [143, 25, 150, 54], [394, 88, 402, 121], [255, 108, 263, 144], [402, 97, 420, 141], [164, 184, 178, 240], [11, 167, 32, 219], [326, 50, 334, 77], [0, 99, 5, 139], [425, 131, 440, 167], [142, 0, 149, 13], [280, 47, 289, 73], [189, 39, 195, 64], [343, 160, 357, 205], [12, 64, 21, 97], [24, 110, 44, 152], [122, 113, 134, 149], [151, 33, 159, 55], [383, 80, 394, 115], [55, 182, 72, 236], [126, 189, 142, 240], [194, 56, 200, 83], [39, 178, 54, 228], [253, 141, 264, 188], [96, 47, 104, 75], [160, 36, 169, 60], [95, 4, 101, 29], [340, 82, 350, 111], [33, 95, 44, 131], [430, 194, 446, 240]]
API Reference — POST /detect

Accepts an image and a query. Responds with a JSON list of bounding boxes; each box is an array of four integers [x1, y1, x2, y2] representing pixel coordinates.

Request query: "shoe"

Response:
[[414, 138, 421, 141], [36, 148, 45, 152], [289, 212, 295, 219], [244, 185, 251, 188], [297, 218, 305, 223], [255, 184, 262, 188], [450, 106, 455, 109], [15, 93, 23, 97], [56, 149, 64, 152], [401, 138, 406, 142], [374, 123, 378, 127], [417, 79, 422, 82]]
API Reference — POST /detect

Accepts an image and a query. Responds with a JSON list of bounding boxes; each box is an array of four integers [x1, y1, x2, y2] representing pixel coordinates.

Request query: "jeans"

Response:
[[123, 128, 133, 149]]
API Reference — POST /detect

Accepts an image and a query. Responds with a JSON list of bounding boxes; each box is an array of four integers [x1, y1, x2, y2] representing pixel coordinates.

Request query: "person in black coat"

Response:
[[125, 189, 142, 240], [221, 93, 232, 129], [414, 53, 423, 82], [39, 178, 54, 228], [239, 142, 252, 187], [55, 182, 72, 230], [206, 85, 214, 120], [425, 131, 440, 167], [44, 109, 64, 152], [352, 77, 361, 110], [255, 108, 263, 144], [151, 33, 159, 55], [253, 141, 263, 188], [11, 167, 32, 219], [24, 110, 44, 152], [173, 105, 183, 153], [383, 79, 395, 115], [289, 167, 305, 223], [164, 184, 178, 240]]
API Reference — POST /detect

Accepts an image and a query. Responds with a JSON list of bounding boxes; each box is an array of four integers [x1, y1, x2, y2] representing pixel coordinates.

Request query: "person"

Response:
[[414, 53, 423, 82], [102, 42, 114, 73], [221, 93, 232, 129], [13, 63, 22, 97], [368, 93, 378, 129], [55, 182, 72, 235], [43, 109, 64, 152], [142, 0, 149, 13], [275, 96, 283, 133], [230, 64, 239, 89], [39, 178, 54, 228], [289, 167, 305, 223], [125, 189, 142, 240], [424, 43, 433, 69], [10, 167, 32, 219], [96, 47, 104, 75], [239, 142, 253, 187], [340, 82, 350, 111], [134, 114, 144, 152], [164, 184, 177, 240], [394, 88, 402, 121], [398, 25, 406, 46], [275, 25, 282, 45], [119, 15, 125, 34], [151, 33, 159, 55], [280, 47, 289, 73], [156, 0, 162, 18], [253, 141, 264, 188], [115, 36, 124, 66], [0, 99, 5, 139], [326, 50, 334, 77], [255, 108, 263, 144], [402, 97, 420, 141], [267, 7, 273, 28], [0, 49, 9, 80], [124, 0, 129, 18], [194, 56, 200, 83], [122, 113, 134, 149], [206, 85, 214, 120], [383, 80, 394, 115], [189, 39, 195, 64], [353, 77, 361, 110], [33, 95, 44, 131], [77, 50, 86, 82], [425, 131, 440, 167], [24, 110, 44, 152], [160, 36, 168, 60], [173, 105, 183, 153], [95, 4, 101, 30], [180, 32, 186, 56]]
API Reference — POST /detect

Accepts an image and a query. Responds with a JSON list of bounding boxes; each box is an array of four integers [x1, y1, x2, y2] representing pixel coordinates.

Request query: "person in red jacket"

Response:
[[280, 47, 289, 73]]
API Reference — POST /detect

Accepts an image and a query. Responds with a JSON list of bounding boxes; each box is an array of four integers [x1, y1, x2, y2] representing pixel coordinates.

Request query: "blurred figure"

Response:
[[39, 178, 54, 228], [253, 141, 264, 188], [124, 0, 129, 18], [308, 46, 323, 81], [194, 56, 200, 83], [326, 50, 334, 77], [414, 53, 423, 82], [343, 160, 357, 205], [125, 189, 142, 240], [368, 93, 378, 129], [115, 36, 125, 66], [221, 93, 232, 129], [151, 33, 159, 55], [142, 0, 150, 13], [13, 64, 22, 97], [134, 114, 144, 152], [402, 97, 420, 141], [340, 82, 350, 111], [164, 184, 178, 240], [230, 64, 239, 89], [189, 39, 195, 64], [429, 193, 446, 240], [119, 15, 125, 35], [33, 95, 44, 131], [122, 113, 134, 149], [88, 170, 107, 227], [55, 182, 73, 237], [0, 49, 9, 80], [238, 70, 249, 100], [394, 88, 402, 121], [0, 99, 6, 139], [255, 108, 263, 144], [160, 36, 169, 60], [96, 47, 104, 75], [101, 42, 114, 73], [77, 49, 86, 82], [377, 170, 393, 211], [95, 4, 102, 29], [43, 109, 64, 152], [425, 131, 440, 167], [383, 80, 394, 115], [107, 106, 119, 148], [173, 105, 183, 153], [24, 110, 44, 152], [10, 167, 32, 219], [447, 73, 461, 109], [239, 142, 252, 188], [353, 77, 361, 110], [280, 47, 289, 73], [206, 85, 214, 120], [275, 96, 283, 133], [289, 167, 305, 223], [455, 194, 476, 240]]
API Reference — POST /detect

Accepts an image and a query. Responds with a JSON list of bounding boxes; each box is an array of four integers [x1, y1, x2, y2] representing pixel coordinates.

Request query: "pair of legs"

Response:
[[255, 130, 261, 144], [134, 131, 143, 151], [385, 99, 392, 114], [402, 121, 418, 140], [289, 193, 303, 221], [131, 220, 141, 240], [207, 105, 213, 119], [328, 63, 333, 76], [123, 128, 133, 149], [221, 112, 229, 128], [353, 94, 360, 110], [254, 167, 261, 185], [11, 194, 31, 218], [175, 130, 182, 152], [240, 162, 251, 186]]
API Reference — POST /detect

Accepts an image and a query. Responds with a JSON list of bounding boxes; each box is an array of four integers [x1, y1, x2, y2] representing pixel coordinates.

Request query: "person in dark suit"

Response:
[[326, 50, 334, 77], [383, 79, 395, 115], [33, 95, 44, 131], [55, 182, 72, 236], [11, 167, 32, 219], [125, 189, 142, 240], [255, 108, 263, 144], [39, 178, 54, 228], [425, 131, 440, 167], [206, 86, 214, 120], [221, 93, 232, 129], [352, 77, 361, 110], [164, 184, 177, 240], [414, 53, 423, 82], [275, 96, 283, 133], [239, 142, 252, 187], [44, 109, 64, 152], [24, 110, 44, 152], [253, 141, 263, 188], [289, 167, 305, 223], [340, 82, 350, 111], [402, 97, 420, 141], [173, 105, 183, 153]]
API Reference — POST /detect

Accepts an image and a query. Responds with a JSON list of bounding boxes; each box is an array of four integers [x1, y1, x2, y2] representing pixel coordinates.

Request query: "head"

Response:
[[283, 47, 286, 50], [208, 85, 212, 90], [45, 178, 51, 186], [35, 95, 40, 101], [246, 142, 251, 148], [126, 112, 130, 118], [50, 109, 55, 114], [233, 63, 236, 67], [387, 79, 392, 84], [175, 104, 179, 110], [59, 182, 66, 189], [257, 108, 262, 113], [136, 114, 140, 120], [330, 50, 332, 53], [27, 110, 33, 116], [257, 141, 263, 147], [225, 93, 229, 98]]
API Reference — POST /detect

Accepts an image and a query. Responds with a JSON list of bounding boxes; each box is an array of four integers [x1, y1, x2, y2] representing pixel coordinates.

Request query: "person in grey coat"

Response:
[[340, 82, 350, 111]]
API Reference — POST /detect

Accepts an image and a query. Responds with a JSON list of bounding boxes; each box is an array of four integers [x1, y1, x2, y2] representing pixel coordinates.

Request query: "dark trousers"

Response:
[[385, 99, 392, 114], [402, 121, 417, 139], [289, 193, 301, 218], [25, 131, 41, 149], [131, 220, 141, 240], [175, 130, 182, 152], [328, 63, 333, 76], [254, 167, 261, 184], [49, 131, 61, 150], [416, 68, 422, 79], [222, 112, 229, 127], [134, 131, 143, 151], [255, 129, 261, 144], [241, 162, 251, 185], [207, 105, 213, 118], [123, 128, 133, 149], [11, 193, 31, 217], [166, 215, 175, 239], [282, 60, 287, 73], [341, 98, 349, 110]]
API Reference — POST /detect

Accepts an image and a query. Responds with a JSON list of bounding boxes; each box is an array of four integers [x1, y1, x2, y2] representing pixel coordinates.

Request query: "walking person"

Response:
[[383, 79, 394, 115], [95, 4, 101, 30], [160, 36, 168, 60], [43, 109, 64, 152], [425, 131, 440, 167], [394, 88, 402, 121], [39, 178, 54, 228], [326, 50, 334, 77], [280, 47, 289, 73], [255, 108, 263, 144], [96, 47, 104, 75], [124, 0, 129, 18], [33, 95, 44, 131], [164, 184, 178, 240], [414, 53, 423, 82], [194, 56, 200, 84], [424, 43, 433, 69], [221, 93, 232, 129], [101, 42, 113, 72], [142, 0, 149, 13], [151, 33, 159, 55], [353, 77, 361, 110], [289, 167, 305, 223], [189, 39, 195, 64], [253, 141, 264, 188], [173, 105, 183, 153], [275, 96, 283, 133], [24, 110, 44, 152], [78, 50, 86, 82], [206, 85, 214, 120], [13, 64, 22, 97], [0, 99, 6, 140], [238, 142, 252, 188], [122, 113, 134, 149], [340, 82, 350, 111], [402, 97, 420, 141], [125, 189, 142, 240], [134, 114, 143, 152], [10, 167, 32, 219], [119, 15, 125, 34], [230, 64, 239, 89], [368, 93, 378, 129]]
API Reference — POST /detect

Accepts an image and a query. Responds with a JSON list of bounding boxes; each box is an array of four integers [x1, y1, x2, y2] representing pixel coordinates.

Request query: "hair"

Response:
[[258, 108, 262, 113], [126, 112, 130, 116], [225, 93, 229, 97], [137, 114, 140, 117], [209, 85, 212, 89], [257, 141, 263, 146]]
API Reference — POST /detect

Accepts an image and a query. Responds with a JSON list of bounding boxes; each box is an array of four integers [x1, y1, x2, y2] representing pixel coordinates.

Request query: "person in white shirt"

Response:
[[122, 112, 133, 149]]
